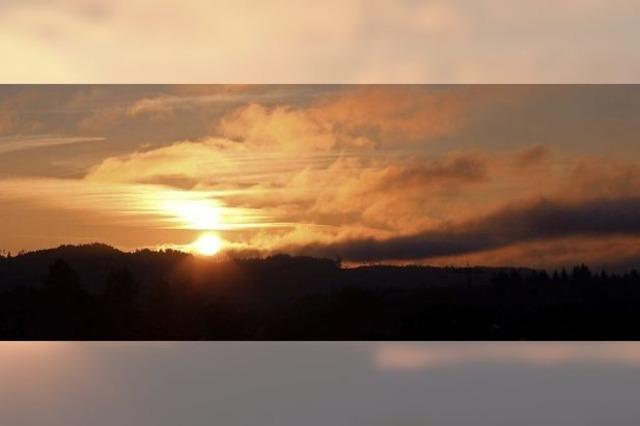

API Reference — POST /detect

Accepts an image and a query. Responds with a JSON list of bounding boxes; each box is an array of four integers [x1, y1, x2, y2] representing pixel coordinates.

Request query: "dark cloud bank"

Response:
[[292, 197, 640, 262]]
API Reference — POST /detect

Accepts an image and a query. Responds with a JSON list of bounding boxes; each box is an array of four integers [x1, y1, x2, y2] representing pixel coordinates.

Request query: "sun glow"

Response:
[[162, 199, 223, 230], [191, 233, 223, 256]]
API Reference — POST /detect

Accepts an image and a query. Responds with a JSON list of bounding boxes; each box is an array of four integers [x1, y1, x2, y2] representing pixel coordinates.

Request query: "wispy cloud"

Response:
[[0, 177, 270, 232], [0, 135, 105, 155]]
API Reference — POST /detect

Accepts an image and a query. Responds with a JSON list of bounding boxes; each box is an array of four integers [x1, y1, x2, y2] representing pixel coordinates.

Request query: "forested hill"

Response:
[[0, 243, 520, 293], [1, 244, 639, 339]]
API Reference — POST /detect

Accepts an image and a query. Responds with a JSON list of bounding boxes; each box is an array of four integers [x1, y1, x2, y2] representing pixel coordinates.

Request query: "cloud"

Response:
[[512, 144, 550, 169], [75, 86, 267, 133], [308, 86, 473, 142], [85, 132, 496, 237], [74, 85, 497, 144], [86, 138, 237, 184], [217, 103, 375, 151], [428, 235, 640, 271], [0, 135, 105, 155], [0, 112, 13, 135], [288, 196, 640, 261], [558, 159, 640, 201], [81, 92, 624, 262], [80, 87, 499, 235], [0, 176, 265, 231], [125, 97, 175, 120]]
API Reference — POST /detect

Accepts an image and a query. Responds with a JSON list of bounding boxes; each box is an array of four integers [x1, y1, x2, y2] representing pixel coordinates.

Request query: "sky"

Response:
[[1, 84, 639, 269]]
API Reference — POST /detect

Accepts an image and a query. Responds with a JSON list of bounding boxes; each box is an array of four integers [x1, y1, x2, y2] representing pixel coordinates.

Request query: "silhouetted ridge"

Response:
[[1, 244, 640, 339]]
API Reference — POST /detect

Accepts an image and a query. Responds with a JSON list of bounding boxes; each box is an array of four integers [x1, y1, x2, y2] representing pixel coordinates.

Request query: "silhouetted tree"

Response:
[[45, 259, 80, 291], [38, 259, 95, 338], [2, 245, 640, 339], [102, 267, 141, 338]]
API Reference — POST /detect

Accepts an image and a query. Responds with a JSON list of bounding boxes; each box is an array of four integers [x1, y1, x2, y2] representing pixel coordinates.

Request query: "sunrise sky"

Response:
[[0, 85, 639, 269]]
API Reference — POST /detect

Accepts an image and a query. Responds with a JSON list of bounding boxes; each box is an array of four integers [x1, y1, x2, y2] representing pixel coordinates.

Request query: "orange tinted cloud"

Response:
[[87, 139, 240, 184], [218, 103, 374, 151], [310, 86, 469, 142], [428, 235, 640, 271], [83, 87, 491, 235]]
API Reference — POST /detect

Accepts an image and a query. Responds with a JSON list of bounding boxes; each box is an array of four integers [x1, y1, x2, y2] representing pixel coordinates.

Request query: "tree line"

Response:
[[1, 246, 640, 339]]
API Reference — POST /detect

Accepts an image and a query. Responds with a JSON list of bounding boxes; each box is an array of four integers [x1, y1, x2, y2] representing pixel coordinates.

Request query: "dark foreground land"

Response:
[[1, 244, 640, 340]]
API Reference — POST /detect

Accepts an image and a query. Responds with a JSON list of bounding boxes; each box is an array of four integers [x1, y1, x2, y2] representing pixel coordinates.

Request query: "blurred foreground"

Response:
[[2, 342, 640, 425]]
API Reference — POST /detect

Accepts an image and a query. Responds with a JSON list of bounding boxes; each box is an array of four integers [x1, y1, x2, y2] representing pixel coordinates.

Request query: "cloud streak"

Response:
[[0, 135, 105, 155]]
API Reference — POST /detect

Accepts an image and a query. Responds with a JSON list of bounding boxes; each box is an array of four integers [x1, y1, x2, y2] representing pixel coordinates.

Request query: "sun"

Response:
[[191, 233, 223, 256], [159, 198, 223, 230]]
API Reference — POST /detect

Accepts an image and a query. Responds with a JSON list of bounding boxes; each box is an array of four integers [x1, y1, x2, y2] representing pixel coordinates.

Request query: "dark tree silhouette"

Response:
[[1, 245, 640, 339], [37, 259, 97, 339], [101, 267, 141, 338], [45, 259, 80, 291]]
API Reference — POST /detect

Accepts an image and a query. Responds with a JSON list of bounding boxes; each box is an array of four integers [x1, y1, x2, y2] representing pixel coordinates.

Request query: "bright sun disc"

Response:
[[162, 199, 222, 230], [191, 234, 223, 256]]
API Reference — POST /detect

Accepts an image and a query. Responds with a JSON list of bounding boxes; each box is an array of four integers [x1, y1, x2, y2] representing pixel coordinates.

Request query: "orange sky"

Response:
[[0, 85, 639, 269]]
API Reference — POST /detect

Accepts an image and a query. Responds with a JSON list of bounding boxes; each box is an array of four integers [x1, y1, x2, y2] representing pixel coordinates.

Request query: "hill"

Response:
[[0, 244, 639, 339]]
